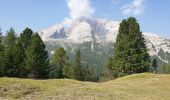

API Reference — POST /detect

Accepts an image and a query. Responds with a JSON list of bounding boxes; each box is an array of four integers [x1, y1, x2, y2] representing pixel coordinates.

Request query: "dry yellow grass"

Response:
[[0, 73, 170, 100]]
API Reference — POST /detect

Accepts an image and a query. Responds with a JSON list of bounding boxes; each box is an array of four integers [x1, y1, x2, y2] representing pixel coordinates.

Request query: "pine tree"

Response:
[[18, 28, 34, 77], [126, 17, 150, 73], [25, 33, 49, 79], [114, 19, 128, 73], [13, 38, 25, 77], [75, 49, 83, 80], [0, 29, 5, 76], [4, 28, 17, 76], [113, 17, 150, 75], [50, 48, 68, 78], [152, 59, 158, 74], [20, 28, 33, 49]]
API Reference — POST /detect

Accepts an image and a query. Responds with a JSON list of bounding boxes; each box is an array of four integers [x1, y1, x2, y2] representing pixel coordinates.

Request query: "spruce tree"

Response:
[[18, 28, 34, 77], [126, 17, 150, 73], [4, 28, 17, 76], [114, 19, 128, 73], [13, 38, 25, 77], [114, 17, 150, 75], [25, 33, 49, 79], [20, 28, 33, 49]]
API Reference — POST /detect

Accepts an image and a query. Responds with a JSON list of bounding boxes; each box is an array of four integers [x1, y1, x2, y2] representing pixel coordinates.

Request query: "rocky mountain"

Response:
[[39, 18, 119, 42], [38, 18, 170, 75], [39, 18, 170, 62]]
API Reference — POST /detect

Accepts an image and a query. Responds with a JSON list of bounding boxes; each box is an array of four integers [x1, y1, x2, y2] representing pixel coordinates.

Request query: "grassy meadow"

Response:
[[0, 73, 170, 100]]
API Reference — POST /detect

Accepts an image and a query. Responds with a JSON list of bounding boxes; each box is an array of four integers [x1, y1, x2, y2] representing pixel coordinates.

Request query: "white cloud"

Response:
[[66, 0, 95, 19], [121, 0, 146, 16]]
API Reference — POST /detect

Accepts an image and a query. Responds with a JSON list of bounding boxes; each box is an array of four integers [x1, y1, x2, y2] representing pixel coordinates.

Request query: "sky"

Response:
[[0, 0, 169, 38]]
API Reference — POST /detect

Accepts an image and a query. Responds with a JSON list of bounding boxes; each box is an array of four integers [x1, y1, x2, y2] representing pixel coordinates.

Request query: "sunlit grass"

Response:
[[0, 73, 170, 100]]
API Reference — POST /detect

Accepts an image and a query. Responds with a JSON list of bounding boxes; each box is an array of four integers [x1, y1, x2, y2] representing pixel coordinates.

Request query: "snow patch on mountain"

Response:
[[39, 24, 66, 41], [39, 18, 119, 43], [68, 21, 93, 42]]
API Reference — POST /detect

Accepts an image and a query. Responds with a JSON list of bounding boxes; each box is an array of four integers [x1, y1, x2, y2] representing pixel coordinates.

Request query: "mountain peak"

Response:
[[39, 18, 119, 42], [39, 24, 66, 41], [38, 18, 170, 63]]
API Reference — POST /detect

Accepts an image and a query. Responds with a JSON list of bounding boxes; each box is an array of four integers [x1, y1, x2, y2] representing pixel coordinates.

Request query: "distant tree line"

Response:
[[49, 48, 95, 81]]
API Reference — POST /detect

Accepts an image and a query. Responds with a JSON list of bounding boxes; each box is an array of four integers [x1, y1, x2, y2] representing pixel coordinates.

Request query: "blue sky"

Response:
[[0, 0, 169, 38]]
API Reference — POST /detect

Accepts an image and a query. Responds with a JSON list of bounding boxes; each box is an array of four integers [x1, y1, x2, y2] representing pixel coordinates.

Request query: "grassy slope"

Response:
[[0, 73, 170, 100]]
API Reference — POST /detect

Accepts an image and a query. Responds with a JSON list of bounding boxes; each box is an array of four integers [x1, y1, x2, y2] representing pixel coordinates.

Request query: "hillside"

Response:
[[1, 73, 170, 100]]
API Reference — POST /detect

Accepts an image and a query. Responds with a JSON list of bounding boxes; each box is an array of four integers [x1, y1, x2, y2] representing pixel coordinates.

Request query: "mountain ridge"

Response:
[[38, 18, 170, 64]]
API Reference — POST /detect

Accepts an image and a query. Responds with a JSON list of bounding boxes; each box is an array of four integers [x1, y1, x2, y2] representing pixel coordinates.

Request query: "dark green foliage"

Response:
[[0, 28, 49, 79], [74, 49, 83, 80], [13, 38, 25, 77], [161, 64, 170, 74], [74, 50, 95, 81], [62, 65, 75, 79], [50, 48, 68, 78], [113, 17, 151, 75], [25, 33, 49, 79], [152, 59, 158, 74], [76, 49, 81, 68], [73, 49, 94, 81], [46, 41, 111, 81], [18, 28, 34, 76], [0, 30, 5, 76], [4, 28, 18, 76], [106, 57, 115, 79], [46, 37, 170, 81], [49, 48, 95, 81], [81, 65, 94, 81], [20, 28, 33, 49]]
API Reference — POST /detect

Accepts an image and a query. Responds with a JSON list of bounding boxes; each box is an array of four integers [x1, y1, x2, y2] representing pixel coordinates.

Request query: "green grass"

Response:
[[1, 73, 170, 100]]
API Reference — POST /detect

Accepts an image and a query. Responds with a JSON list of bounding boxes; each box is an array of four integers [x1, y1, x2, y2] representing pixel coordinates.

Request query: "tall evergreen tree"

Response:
[[18, 28, 34, 77], [75, 49, 83, 80], [0, 29, 5, 76], [152, 59, 158, 74], [114, 19, 128, 72], [113, 17, 150, 75], [50, 48, 68, 78], [13, 38, 25, 77], [25, 33, 49, 79], [4, 28, 17, 76], [20, 28, 33, 49]]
